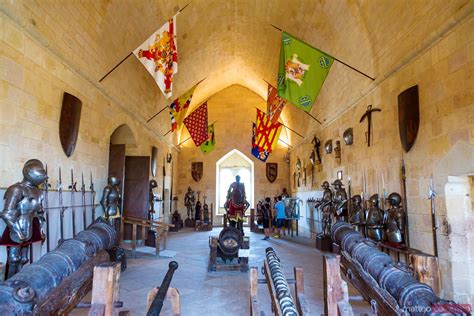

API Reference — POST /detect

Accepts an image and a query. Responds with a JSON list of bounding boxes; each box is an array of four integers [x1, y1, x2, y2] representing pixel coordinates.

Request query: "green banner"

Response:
[[277, 32, 333, 112], [200, 124, 215, 153]]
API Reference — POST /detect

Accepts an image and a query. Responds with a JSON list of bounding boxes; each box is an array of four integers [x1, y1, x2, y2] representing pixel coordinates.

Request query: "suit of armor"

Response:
[[184, 187, 195, 219], [349, 195, 365, 234], [225, 175, 249, 234], [100, 176, 121, 225], [366, 194, 384, 241], [1, 159, 47, 278], [385, 192, 405, 244], [332, 180, 348, 219], [319, 181, 333, 236]]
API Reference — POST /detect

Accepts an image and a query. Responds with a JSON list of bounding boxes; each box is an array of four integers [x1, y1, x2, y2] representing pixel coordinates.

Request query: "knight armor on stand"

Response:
[[0, 159, 47, 278], [224, 175, 249, 234], [385, 192, 405, 244], [332, 180, 348, 220], [148, 179, 158, 220], [100, 176, 121, 226], [184, 187, 195, 219], [202, 203, 210, 222], [319, 181, 333, 236], [349, 195, 366, 234], [365, 194, 384, 241]]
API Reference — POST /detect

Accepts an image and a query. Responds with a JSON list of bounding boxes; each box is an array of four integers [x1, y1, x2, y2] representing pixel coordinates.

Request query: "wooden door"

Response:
[[108, 144, 125, 213], [123, 156, 150, 239]]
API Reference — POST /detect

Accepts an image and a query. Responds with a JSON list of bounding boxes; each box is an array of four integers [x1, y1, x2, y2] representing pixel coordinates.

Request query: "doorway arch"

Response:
[[215, 149, 254, 215]]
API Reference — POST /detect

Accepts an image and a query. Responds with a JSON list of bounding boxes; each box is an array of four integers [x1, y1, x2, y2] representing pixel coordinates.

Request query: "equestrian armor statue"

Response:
[[1, 159, 47, 278], [365, 194, 384, 241], [385, 192, 405, 244], [224, 175, 249, 234], [349, 195, 366, 234], [318, 181, 333, 236], [184, 187, 196, 219], [332, 180, 348, 220], [100, 176, 122, 225]]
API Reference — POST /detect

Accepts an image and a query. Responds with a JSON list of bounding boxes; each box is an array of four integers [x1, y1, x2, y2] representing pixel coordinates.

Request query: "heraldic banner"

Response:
[[255, 109, 282, 154], [200, 124, 215, 153], [183, 102, 208, 147], [170, 84, 197, 132], [266, 84, 286, 125], [251, 122, 269, 162], [133, 16, 178, 98], [277, 32, 333, 112]]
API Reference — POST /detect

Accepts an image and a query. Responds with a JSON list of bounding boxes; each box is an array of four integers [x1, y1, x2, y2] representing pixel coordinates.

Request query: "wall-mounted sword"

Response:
[[81, 172, 87, 230], [359, 105, 381, 147], [401, 160, 410, 247], [69, 169, 77, 236], [58, 167, 65, 242], [428, 174, 438, 257], [90, 171, 95, 223]]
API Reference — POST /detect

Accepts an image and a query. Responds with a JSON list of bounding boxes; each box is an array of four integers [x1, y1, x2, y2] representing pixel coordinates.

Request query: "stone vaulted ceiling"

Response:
[[3, 0, 472, 146]]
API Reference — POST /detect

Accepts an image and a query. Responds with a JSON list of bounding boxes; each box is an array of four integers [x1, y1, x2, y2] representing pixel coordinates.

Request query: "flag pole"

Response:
[[262, 78, 322, 125], [269, 24, 375, 81], [147, 77, 207, 123], [163, 129, 172, 137], [98, 52, 133, 83]]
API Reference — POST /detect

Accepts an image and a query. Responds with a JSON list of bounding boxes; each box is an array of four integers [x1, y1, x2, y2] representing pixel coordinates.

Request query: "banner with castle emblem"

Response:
[[183, 102, 208, 147], [133, 16, 178, 98], [277, 32, 333, 112], [200, 124, 215, 153]]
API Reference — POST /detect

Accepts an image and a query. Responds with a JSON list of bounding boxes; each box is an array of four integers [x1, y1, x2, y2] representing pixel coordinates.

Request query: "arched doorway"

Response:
[[215, 149, 254, 217]]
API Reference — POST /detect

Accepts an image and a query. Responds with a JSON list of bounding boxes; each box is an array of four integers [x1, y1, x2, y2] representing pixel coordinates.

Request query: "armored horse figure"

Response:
[[1, 159, 47, 278], [224, 175, 249, 235]]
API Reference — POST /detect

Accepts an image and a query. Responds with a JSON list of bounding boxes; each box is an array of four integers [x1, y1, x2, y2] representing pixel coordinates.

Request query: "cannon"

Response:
[[208, 227, 249, 272], [331, 222, 468, 315], [0, 221, 117, 314]]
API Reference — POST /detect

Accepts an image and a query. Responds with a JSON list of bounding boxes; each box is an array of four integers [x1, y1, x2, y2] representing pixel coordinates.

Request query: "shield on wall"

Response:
[[398, 85, 420, 152], [151, 146, 158, 177], [192, 162, 203, 182], [266, 163, 278, 183], [59, 92, 82, 157]]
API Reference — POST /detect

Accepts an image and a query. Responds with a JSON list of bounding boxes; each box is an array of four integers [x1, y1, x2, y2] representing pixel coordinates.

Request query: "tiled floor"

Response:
[[72, 227, 373, 315]]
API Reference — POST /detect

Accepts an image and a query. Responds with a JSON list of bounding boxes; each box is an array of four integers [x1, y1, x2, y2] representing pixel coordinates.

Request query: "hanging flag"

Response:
[[200, 124, 215, 153], [277, 32, 333, 112], [183, 102, 208, 147], [133, 16, 178, 98], [169, 84, 197, 132], [251, 123, 269, 162], [255, 109, 282, 153], [266, 84, 287, 125]]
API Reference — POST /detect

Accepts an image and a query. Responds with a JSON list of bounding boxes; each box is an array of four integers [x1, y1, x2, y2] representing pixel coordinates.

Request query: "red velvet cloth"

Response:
[[0, 218, 44, 246]]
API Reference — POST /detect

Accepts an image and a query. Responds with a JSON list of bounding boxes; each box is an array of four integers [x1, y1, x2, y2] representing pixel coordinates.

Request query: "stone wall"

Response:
[[0, 13, 175, 202], [289, 15, 473, 303], [175, 85, 290, 223]]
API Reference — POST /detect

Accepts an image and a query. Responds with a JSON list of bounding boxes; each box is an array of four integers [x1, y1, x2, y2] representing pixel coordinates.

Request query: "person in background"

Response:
[[273, 195, 286, 238], [261, 197, 272, 240]]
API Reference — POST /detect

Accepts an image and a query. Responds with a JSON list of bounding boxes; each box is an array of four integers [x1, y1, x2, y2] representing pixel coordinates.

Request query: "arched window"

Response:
[[215, 150, 254, 215]]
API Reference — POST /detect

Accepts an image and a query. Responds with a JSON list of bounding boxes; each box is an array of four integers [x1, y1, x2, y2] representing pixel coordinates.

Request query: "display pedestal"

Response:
[[316, 234, 332, 252]]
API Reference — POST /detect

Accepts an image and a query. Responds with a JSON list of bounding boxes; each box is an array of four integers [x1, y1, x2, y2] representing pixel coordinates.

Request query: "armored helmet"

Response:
[[324, 140, 333, 154], [388, 192, 402, 206], [108, 176, 120, 186], [351, 194, 362, 205], [369, 194, 379, 205], [149, 179, 158, 188], [22, 159, 47, 186], [332, 179, 343, 187], [322, 181, 330, 189], [343, 128, 353, 145]]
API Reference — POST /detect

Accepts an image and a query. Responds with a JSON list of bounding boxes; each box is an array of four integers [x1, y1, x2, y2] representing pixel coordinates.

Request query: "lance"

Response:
[[81, 172, 87, 230], [58, 167, 65, 242], [401, 160, 410, 247], [69, 169, 77, 236], [428, 175, 438, 257], [347, 176, 352, 222], [169, 160, 174, 215], [44, 164, 51, 252], [90, 171, 96, 223], [162, 158, 166, 217]]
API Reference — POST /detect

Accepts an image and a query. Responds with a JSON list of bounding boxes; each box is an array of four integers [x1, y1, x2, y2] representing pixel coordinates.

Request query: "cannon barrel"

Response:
[[265, 247, 298, 316], [331, 222, 440, 314], [0, 221, 117, 314], [146, 261, 179, 316], [218, 227, 242, 258]]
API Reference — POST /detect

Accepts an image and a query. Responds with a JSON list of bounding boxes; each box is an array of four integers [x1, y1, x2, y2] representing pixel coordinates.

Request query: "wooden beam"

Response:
[[323, 254, 353, 316], [249, 267, 260, 316], [409, 253, 441, 296], [294, 267, 310, 315], [89, 262, 121, 316]]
